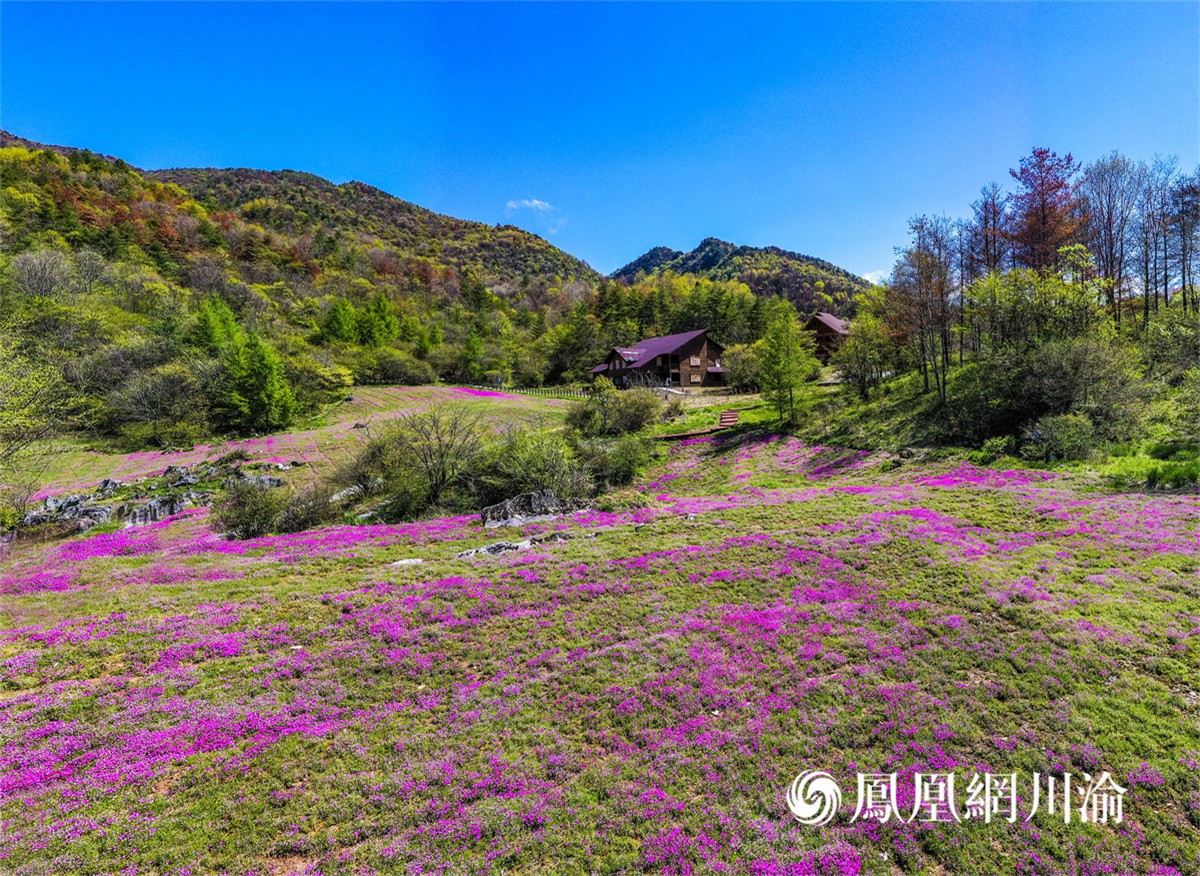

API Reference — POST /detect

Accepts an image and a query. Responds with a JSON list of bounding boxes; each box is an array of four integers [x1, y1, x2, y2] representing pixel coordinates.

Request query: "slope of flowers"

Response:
[[31, 386, 569, 501], [1, 431, 1198, 876]]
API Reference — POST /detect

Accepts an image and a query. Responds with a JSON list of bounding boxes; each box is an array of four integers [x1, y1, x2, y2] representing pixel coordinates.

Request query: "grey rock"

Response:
[[62, 504, 113, 524], [481, 489, 574, 527], [389, 558, 424, 567], [223, 474, 286, 489], [123, 493, 199, 526], [44, 494, 88, 513], [457, 540, 530, 558], [96, 478, 125, 496], [170, 474, 200, 488], [331, 485, 363, 503], [455, 531, 572, 559], [162, 464, 191, 480]]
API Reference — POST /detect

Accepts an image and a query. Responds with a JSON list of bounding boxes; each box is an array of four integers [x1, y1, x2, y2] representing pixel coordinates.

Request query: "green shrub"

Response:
[[663, 398, 686, 421], [362, 349, 436, 386], [213, 481, 288, 539], [578, 434, 656, 488], [564, 399, 603, 436], [276, 484, 341, 533], [1020, 413, 1097, 462], [469, 428, 591, 506], [969, 434, 1016, 465], [115, 418, 208, 451], [610, 388, 663, 434], [1145, 440, 1199, 462], [608, 434, 655, 485], [1147, 460, 1199, 490]]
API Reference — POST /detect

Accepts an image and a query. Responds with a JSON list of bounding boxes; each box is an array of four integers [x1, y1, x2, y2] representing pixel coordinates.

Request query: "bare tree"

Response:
[[1079, 151, 1143, 325], [890, 215, 956, 401], [1135, 155, 1179, 324], [375, 403, 484, 506], [1169, 169, 1200, 313], [72, 249, 109, 297], [965, 182, 1012, 281], [11, 249, 73, 299]]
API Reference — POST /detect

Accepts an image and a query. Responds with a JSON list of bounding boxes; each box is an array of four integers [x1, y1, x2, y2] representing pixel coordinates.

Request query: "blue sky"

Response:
[[3, 2, 1197, 279]]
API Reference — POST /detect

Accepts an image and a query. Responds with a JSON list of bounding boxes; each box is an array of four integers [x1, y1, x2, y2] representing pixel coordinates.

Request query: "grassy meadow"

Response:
[[2, 389, 1198, 876]]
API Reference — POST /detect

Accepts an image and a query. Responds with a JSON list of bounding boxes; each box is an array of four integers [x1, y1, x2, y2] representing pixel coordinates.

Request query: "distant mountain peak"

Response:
[[612, 238, 868, 317]]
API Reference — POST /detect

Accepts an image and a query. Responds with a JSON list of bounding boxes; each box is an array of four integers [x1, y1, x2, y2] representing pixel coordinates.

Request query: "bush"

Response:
[[276, 483, 341, 533], [1146, 460, 1199, 490], [284, 354, 353, 410], [663, 398, 685, 421], [361, 349, 436, 386], [610, 388, 663, 434], [968, 435, 1016, 465], [1020, 413, 1097, 462], [1145, 440, 1199, 462], [330, 403, 483, 517], [469, 428, 591, 506], [564, 399, 603, 436], [578, 434, 656, 488], [213, 481, 288, 538], [115, 418, 208, 451]]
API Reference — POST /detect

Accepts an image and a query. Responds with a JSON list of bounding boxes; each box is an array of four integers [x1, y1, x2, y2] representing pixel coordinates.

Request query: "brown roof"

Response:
[[806, 312, 849, 335], [597, 328, 717, 371]]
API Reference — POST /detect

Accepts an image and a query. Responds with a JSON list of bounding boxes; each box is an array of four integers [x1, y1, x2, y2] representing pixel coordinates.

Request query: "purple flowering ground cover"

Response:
[[29, 387, 570, 501], [2, 428, 1198, 876]]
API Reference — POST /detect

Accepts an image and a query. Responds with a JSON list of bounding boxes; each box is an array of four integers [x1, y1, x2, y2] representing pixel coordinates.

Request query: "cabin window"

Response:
[[690, 356, 700, 367], [657, 356, 662, 366], [690, 374, 701, 384]]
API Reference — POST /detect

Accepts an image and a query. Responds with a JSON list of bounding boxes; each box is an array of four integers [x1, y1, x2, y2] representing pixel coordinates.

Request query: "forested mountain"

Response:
[[0, 132, 816, 455], [149, 167, 600, 286], [613, 236, 871, 316]]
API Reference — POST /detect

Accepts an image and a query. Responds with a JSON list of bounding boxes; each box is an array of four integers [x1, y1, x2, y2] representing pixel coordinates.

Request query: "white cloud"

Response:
[[506, 198, 554, 213], [863, 269, 888, 284]]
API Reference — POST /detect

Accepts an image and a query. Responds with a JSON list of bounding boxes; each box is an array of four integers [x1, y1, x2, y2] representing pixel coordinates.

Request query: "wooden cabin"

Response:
[[590, 329, 726, 388]]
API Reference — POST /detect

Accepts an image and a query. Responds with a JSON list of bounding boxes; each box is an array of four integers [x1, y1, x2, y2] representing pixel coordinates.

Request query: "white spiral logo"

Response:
[[786, 770, 842, 825]]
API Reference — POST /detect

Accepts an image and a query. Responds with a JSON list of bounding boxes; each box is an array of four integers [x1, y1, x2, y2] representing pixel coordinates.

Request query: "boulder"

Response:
[[481, 489, 574, 527], [96, 478, 125, 496], [223, 474, 286, 489], [123, 492, 207, 526]]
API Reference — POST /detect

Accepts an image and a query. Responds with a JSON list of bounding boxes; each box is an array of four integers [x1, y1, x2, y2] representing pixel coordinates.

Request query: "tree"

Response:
[[890, 215, 956, 401], [356, 292, 399, 347], [0, 334, 77, 470], [462, 329, 484, 382], [1169, 169, 1199, 314], [221, 332, 296, 432], [759, 301, 818, 425], [1079, 151, 1143, 324], [1135, 155, 1179, 322], [965, 182, 1012, 281], [193, 297, 242, 350], [723, 341, 764, 391], [320, 299, 358, 344], [833, 313, 894, 400], [11, 249, 73, 299], [1009, 148, 1082, 273]]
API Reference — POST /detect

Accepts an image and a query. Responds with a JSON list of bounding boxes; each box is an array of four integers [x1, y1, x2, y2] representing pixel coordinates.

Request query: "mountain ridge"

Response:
[[612, 236, 869, 316]]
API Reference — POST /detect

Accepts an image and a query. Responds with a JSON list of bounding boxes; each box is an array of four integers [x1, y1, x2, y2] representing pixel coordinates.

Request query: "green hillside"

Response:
[[613, 236, 871, 317], [150, 166, 600, 286]]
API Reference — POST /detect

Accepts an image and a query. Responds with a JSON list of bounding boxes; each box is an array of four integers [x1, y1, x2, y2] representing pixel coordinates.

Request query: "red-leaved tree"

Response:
[[1009, 148, 1082, 273]]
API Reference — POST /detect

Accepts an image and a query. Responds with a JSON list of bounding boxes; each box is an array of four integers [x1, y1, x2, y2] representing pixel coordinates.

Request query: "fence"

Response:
[[462, 384, 589, 400]]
